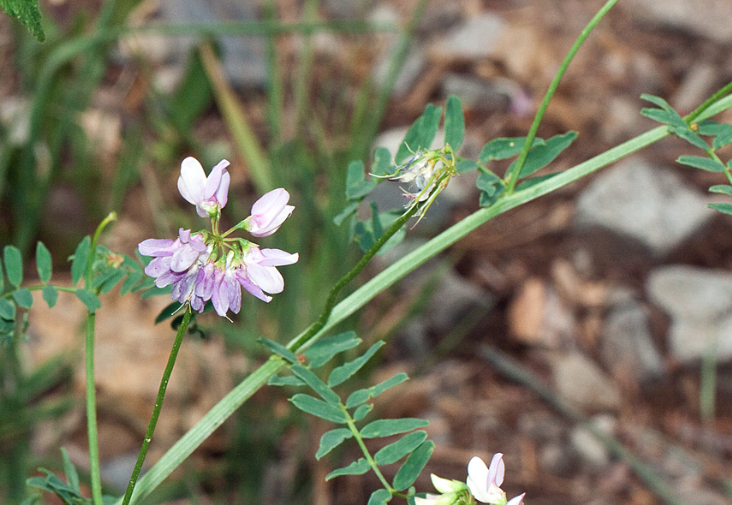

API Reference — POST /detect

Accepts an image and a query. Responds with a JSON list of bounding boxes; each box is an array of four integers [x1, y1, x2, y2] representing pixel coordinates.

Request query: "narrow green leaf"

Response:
[[670, 124, 709, 150], [61, 447, 80, 490], [456, 159, 479, 174], [268, 375, 306, 387], [360, 418, 429, 439], [476, 171, 503, 196], [374, 431, 429, 466], [353, 403, 373, 422], [96, 269, 127, 294], [517, 131, 577, 178], [328, 341, 385, 387], [315, 428, 353, 459], [259, 338, 299, 364], [641, 108, 676, 125], [367, 489, 392, 505], [75, 289, 101, 313], [392, 441, 435, 491], [42, 285, 58, 308], [290, 394, 348, 423], [346, 160, 377, 200], [708, 202, 732, 216], [372, 147, 396, 177], [304, 331, 361, 369], [444, 95, 465, 152], [4, 245, 23, 287], [640, 93, 674, 111], [291, 365, 341, 406], [154, 301, 182, 324], [676, 155, 725, 172], [709, 185, 732, 196], [0, 257, 4, 292], [479, 181, 506, 207], [35, 242, 52, 284], [478, 137, 543, 162], [395, 104, 442, 164], [346, 373, 409, 408], [12, 288, 33, 309], [70, 236, 91, 286], [0, 298, 15, 320], [325, 458, 370, 480]]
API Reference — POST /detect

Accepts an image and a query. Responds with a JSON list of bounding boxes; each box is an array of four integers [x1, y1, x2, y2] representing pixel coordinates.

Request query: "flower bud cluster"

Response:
[[139, 157, 298, 318]]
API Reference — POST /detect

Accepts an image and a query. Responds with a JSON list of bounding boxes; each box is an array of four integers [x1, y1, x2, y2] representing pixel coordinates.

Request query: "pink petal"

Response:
[[138, 238, 177, 257], [246, 263, 284, 294], [251, 188, 289, 217], [258, 249, 299, 266], [487, 453, 505, 487]]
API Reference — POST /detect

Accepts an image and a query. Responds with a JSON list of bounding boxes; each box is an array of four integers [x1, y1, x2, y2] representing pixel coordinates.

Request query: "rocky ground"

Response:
[[5, 0, 732, 504]]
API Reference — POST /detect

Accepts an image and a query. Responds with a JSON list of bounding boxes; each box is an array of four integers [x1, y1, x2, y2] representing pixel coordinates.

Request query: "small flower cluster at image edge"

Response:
[[416, 454, 525, 505], [139, 157, 298, 317]]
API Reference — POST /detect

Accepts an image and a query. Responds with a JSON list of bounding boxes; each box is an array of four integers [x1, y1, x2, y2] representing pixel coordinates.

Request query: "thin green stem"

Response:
[[344, 411, 394, 494], [687, 79, 732, 124], [122, 308, 193, 505], [505, 0, 618, 194], [85, 313, 104, 505], [288, 202, 421, 354], [85, 212, 117, 505]]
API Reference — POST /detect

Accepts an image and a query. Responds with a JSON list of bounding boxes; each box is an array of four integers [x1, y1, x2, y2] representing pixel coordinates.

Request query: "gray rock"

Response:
[[160, 0, 266, 88], [624, 0, 732, 43], [430, 13, 507, 60], [426, 269, 493, 333], [546, 351, 622, 412], [441, 74, 510, 112], [647, 266, 732, 363], [574, 158, 714, 256], [600, 297, 666, 382]]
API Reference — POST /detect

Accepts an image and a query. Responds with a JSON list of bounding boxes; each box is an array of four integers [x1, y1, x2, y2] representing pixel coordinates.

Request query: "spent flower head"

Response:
[[139, 158, 298, 318]]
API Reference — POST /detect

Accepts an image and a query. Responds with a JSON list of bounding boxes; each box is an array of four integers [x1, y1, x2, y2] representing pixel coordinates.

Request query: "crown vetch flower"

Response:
[[177, 157, 231, 218], [244, 188, 295, 237], [467, 454, 525, 505]]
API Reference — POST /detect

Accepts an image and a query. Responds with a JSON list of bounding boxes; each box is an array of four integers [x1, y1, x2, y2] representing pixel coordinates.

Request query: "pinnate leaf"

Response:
[[328, 341, 384, 387], [290, 394, 347, 423], [35, 242, 52, 283], [70, 236, 91, 286], [325, 458, 370, 480], [374, 430, 428, 466], [75, 289, 101, 313], [4, 245, 23, 287], [12, 288, 33, 309], [444, 94, 465, 151], [42, 285, 58, 308], [346, 373, 408, 408], [360, 418, 429, 439], [304, 331, 361, 369], [676, 155, 725, 172], [291, 365, 341, 405], [346, 160, 377, 201], [367, 489, 392, 505], [316, 428, 353, 459], [392, 441, 435, 491]]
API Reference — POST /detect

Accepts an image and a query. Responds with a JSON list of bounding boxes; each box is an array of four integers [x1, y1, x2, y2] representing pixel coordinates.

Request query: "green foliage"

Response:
[[326, 458, 370, 480], [0, 0, 44, 42], [12, 288, 33, 309], [360, 418, 430, 438], [373, 431, 428, 466], [304, 331, 361, 369], [392, 441, 434, 491], [3, 245, 23, 288], [346, 373, 409, 408], [35, 242, 52, 283], [368, 488, 392, 505], [444, 94, 465, 152], [328, 341, 385, 387], [75, 289, 101, 313], [70, 237, 91, 287], [514, 131, 577, 178], [395, 104, 443, 164], [316, 428, 353, 459], [641, 94, 708, 149], [676, 155, 725, 172], [479, 137, 544, 162], [346, 160, 378, 200], [290, 394, 348, 423]]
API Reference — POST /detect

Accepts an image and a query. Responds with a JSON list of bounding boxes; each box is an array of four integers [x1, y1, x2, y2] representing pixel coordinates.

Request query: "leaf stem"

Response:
[[505, 0, 619, 194], [344, 410, 395, 494], [122, 307, 193, 505]]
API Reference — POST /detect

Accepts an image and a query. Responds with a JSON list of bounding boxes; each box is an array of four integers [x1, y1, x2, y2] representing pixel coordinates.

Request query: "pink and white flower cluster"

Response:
[[139, 157, 298, 318], [415, 454, 525, 505]]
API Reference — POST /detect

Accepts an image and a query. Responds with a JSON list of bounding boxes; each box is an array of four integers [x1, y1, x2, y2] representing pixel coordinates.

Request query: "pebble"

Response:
[[647, 265, 732, 364], [574, 158, 714, 257], [569, 415, 616, 471], [599, 297, 666, 382], [624, 0, 732, 43], [430, 13, 507, 60], [546, 351, 622, 412]]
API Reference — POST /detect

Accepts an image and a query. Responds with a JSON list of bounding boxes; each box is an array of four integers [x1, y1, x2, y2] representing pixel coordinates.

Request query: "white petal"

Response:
[[178, 157, 206, 205]]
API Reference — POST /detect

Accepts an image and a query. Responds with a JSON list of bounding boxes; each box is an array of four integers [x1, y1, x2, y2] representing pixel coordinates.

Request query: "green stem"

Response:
[[505, 0, 619, 194], [686, 79, 732, 124], [345, 411, 394, 494], [114, 74, 732, 505], [85, 314, 104, 505], [122, 307, 193, 505], [85, 212, 117, 505]]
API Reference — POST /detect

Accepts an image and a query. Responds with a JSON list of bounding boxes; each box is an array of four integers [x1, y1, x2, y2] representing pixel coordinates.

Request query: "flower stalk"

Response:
[[121, 307, 193, 505]]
